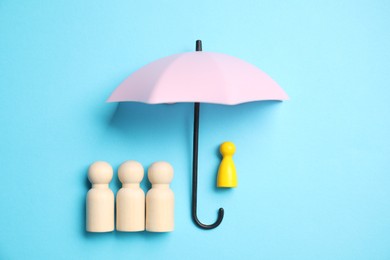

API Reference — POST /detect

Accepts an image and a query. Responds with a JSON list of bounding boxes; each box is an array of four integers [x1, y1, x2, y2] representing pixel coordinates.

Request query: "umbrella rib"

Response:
[[146, 52, 193, 103]]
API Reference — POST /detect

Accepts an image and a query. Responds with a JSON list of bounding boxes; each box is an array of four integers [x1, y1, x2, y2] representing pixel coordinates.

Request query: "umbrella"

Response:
[[107, 40, 288, 230]]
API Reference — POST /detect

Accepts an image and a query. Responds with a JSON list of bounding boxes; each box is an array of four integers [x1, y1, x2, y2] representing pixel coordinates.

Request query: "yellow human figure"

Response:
[[217, 142, 237, 188]]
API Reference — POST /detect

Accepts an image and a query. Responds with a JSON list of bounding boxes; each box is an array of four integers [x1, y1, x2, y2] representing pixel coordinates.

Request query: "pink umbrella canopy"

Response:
[[107, 40, 288, 230], [107, 49, 288, 104]]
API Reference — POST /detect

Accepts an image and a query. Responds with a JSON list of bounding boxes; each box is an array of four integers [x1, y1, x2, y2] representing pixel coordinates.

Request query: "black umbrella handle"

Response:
[[192, 102, 225, 229]]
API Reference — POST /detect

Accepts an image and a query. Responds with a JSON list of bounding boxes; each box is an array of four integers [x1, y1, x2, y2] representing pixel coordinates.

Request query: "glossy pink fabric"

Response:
[[107, 51, 288, 105]]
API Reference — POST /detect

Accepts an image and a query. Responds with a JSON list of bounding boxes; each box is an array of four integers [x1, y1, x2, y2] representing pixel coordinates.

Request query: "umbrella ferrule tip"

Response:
[[196, 40, 202, 52]]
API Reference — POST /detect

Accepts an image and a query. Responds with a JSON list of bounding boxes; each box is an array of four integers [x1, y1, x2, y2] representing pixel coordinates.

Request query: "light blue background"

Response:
[[1, 0, 389, 259]]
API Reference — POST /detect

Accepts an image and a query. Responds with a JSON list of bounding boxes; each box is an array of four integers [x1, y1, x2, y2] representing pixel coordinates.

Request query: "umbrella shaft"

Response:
[[192, 102, 200, 211], [191, 41, 224, 230]]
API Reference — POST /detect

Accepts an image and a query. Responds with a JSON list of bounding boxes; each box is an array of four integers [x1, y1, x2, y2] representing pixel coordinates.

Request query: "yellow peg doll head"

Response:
[[220, 142, 236, 157]]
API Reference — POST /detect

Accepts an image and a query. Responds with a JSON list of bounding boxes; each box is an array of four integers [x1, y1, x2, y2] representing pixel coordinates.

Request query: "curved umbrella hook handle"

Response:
[[191, 102, 225, 229]]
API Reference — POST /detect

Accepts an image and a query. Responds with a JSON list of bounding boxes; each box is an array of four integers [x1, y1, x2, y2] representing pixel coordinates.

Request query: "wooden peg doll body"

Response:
[[116, 161, 145, 232], [86, 161, 115, 232], [146, 162, 174, 232]]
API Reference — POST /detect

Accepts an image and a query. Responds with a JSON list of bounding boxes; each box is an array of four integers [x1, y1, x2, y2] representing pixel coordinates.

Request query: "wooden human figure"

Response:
[[217, 142, 238, 188], [116, 161, 145, 232], [146, 162, 174, 232], [86, 161, 114, 232]]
